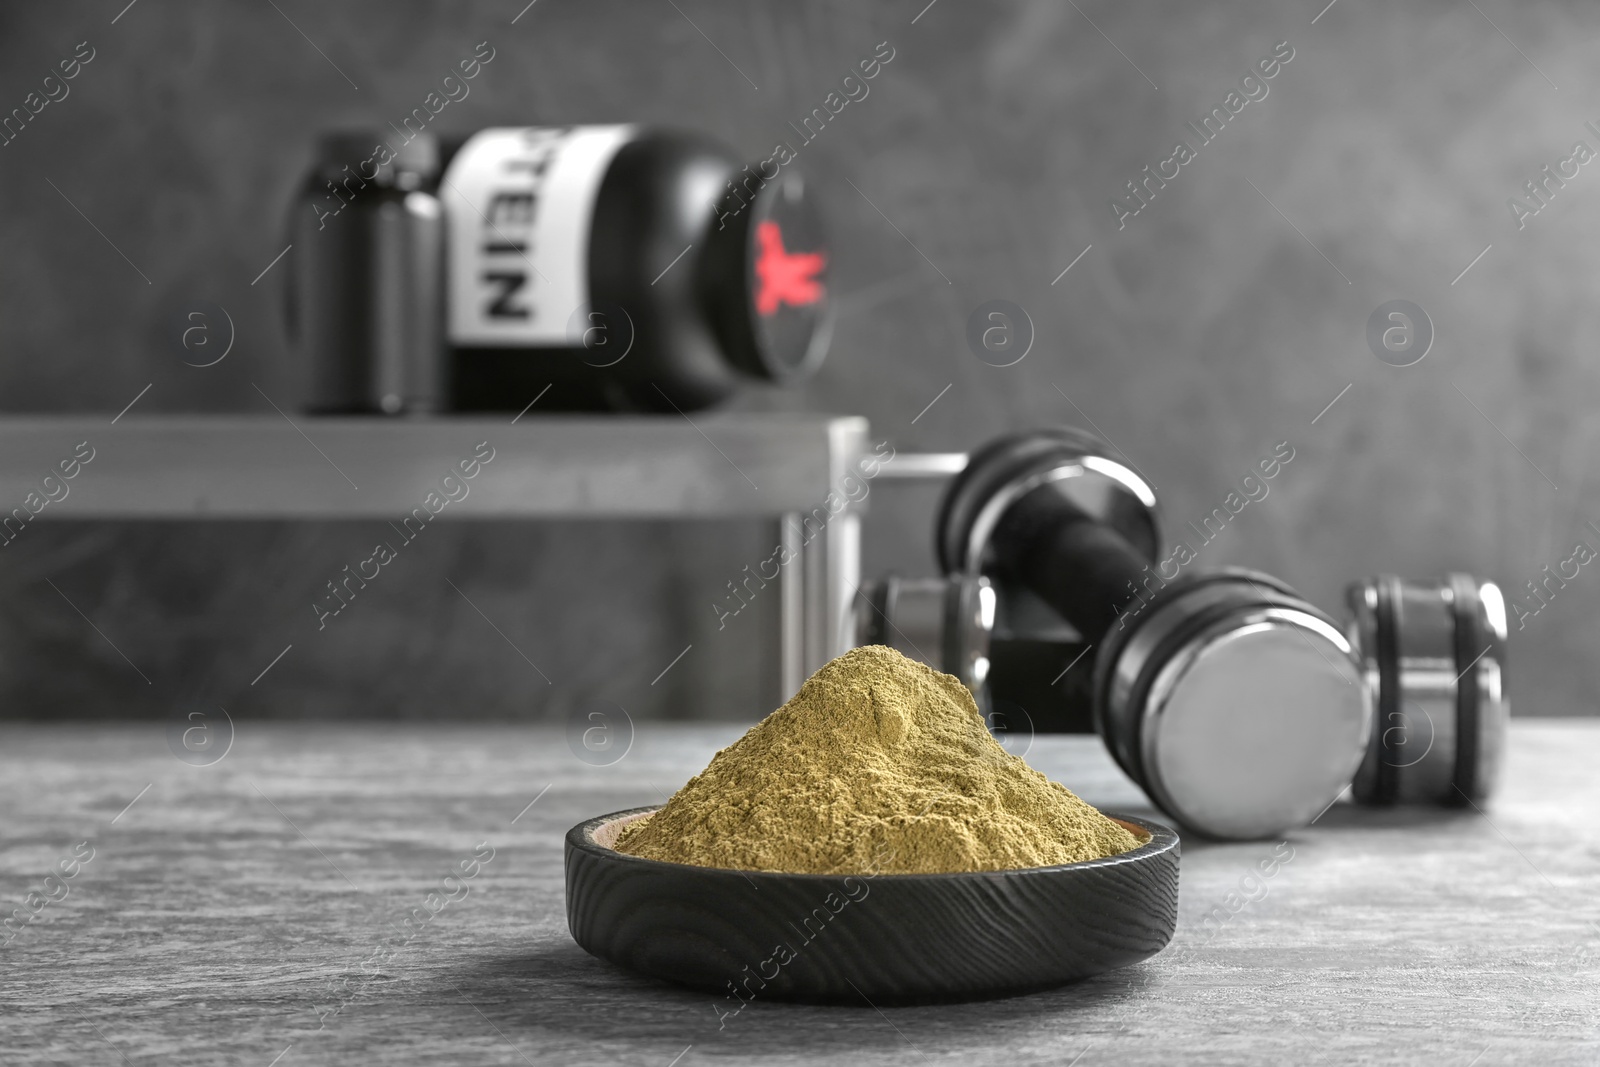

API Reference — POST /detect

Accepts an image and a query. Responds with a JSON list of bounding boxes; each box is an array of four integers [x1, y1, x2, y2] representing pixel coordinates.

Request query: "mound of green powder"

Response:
[[614, 645, 1141, 874]]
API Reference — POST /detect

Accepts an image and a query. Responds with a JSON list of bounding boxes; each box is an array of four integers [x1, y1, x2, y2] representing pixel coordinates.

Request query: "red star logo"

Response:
[[754, 221, 825, 316]]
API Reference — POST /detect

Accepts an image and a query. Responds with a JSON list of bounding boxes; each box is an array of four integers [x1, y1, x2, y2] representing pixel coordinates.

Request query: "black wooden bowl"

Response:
[[565, 806, 1179, 1003]]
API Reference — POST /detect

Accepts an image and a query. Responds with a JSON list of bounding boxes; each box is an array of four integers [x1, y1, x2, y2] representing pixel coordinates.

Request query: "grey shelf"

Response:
[[3, 414, 869, 519], [5, 413, 871, 692]]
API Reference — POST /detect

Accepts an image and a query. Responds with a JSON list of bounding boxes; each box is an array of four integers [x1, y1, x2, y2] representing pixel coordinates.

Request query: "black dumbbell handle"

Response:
[[989, 484, 1151, 647]]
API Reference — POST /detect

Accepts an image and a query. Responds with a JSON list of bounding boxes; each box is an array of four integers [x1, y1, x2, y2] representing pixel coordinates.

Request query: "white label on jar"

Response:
[[442, 125, 636, 346]]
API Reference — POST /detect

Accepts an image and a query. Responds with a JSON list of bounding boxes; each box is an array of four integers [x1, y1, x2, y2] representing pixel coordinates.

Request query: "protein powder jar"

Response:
[[440, 126, 830, 412]]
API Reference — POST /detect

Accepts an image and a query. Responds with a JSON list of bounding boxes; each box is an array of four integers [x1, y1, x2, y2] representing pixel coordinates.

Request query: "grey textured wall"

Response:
[[0, 1, 1593, 720]]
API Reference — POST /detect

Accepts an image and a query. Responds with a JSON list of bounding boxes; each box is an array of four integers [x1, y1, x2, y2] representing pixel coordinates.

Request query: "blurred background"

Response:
[[0, 0, 1593, 721]]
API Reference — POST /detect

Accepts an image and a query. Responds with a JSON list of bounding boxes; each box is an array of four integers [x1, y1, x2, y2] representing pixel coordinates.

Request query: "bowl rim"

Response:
[[567, 805, 1179, 882]]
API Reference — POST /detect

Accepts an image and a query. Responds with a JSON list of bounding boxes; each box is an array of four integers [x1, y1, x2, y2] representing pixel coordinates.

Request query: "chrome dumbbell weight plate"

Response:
[[1347, 574, 1509, 806], [1095, 569, 1370, 839]]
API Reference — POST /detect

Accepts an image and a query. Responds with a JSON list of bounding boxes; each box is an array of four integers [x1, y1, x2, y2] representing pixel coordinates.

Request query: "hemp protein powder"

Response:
[[614, 645, 1141, 874]]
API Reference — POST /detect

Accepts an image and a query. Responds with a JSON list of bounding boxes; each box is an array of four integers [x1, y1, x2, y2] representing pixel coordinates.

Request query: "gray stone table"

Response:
[[0, 720, 1596, 1065]]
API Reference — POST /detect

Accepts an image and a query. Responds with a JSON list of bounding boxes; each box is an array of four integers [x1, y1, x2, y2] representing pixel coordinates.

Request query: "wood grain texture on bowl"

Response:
[[566, 806, 1180, 1003]]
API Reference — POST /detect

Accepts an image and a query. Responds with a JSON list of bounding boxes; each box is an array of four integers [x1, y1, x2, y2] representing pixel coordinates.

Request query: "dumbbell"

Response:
[[1345, 575, 1509, 806], [934, 428, 1372, 840]]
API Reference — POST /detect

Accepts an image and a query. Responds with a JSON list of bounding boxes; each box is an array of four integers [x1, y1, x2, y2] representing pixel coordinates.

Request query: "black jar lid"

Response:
[[702, 167, 831, 384], [313, 130, 439, 187]]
